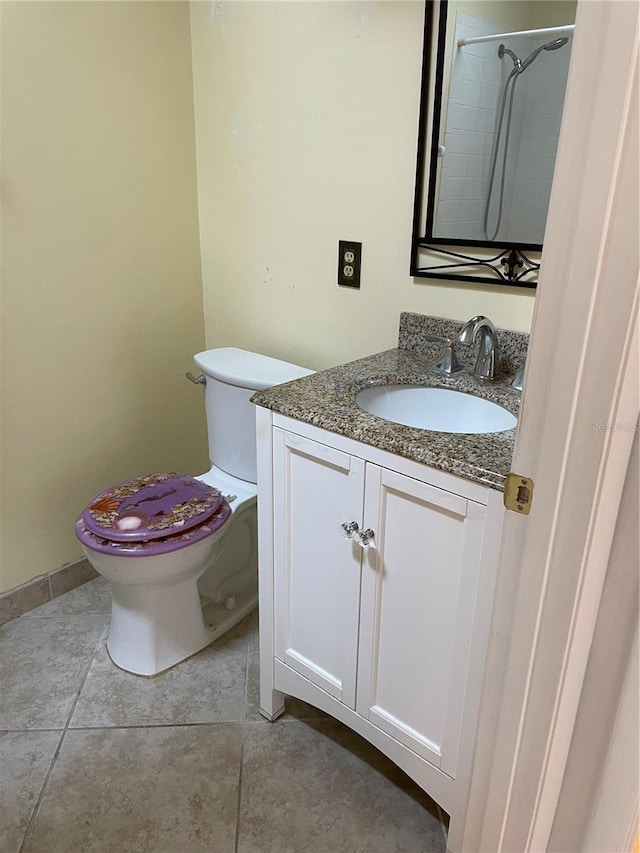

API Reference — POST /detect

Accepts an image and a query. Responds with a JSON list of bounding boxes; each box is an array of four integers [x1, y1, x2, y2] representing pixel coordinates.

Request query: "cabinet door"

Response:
[[357, 465, 487, 778], [273, 430, 364, 709]]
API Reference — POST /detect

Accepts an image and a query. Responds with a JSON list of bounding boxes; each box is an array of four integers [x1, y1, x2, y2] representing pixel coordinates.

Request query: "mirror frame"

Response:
[[410, 0, 541, 288]]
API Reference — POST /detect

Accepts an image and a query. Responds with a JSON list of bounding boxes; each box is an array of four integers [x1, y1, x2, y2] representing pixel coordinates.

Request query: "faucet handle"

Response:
[[423, 334, 463, 374], [435, 339, 463, 374], [510, 366, 525, 392]]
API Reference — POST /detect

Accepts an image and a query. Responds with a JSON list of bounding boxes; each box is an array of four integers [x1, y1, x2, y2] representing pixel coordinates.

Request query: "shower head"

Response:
[[498, 44, 522, 69], [519, 37, 569, 72], [546, 37, 570, 50]]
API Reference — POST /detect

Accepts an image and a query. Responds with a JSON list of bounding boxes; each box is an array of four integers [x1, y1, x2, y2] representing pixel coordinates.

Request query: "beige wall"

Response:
[[190, 1, 536, 373], [0, 2, 208, 592], [449, 0, 576, 30], [1, 0, 541, 594]]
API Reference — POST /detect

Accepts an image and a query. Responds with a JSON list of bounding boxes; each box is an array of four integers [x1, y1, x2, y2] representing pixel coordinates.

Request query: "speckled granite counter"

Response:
[[252, 314, 528, 491]]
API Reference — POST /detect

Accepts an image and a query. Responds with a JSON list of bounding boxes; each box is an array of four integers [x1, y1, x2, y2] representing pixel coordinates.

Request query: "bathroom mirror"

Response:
[[411, 0, 576, 287]]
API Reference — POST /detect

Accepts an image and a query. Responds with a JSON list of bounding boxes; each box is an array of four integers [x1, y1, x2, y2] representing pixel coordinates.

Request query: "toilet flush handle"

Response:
[[186, 372, 206, 385]]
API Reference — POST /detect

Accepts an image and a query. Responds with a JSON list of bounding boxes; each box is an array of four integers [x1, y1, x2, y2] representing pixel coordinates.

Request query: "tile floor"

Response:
[[1, 578, 448, 852]]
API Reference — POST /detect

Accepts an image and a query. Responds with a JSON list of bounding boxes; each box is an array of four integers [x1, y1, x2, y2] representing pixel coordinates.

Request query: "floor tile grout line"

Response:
[[63, 611, 255, 733], [234, 610, 255, 853], [17, 613, 110, 852], [62, 613, 110, 730], [3, 722, 255, 732], [17, 729, 66, 853], [65, 720, 248, 731], [1, 727, 68, 734], [60, 716, 326, 731], [18, 611, 109, 619], [234, 723, 247, 853]]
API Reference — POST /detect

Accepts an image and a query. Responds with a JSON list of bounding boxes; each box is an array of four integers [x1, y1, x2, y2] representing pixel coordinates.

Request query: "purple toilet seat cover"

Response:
[[75, 472, 231, 557], [81, 472, 223, 541]]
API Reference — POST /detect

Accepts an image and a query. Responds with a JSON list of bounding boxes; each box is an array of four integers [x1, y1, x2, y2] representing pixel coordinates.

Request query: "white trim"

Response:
[[457, 25, 574, 48], [583, 626, 639, 853], [462, 1, 640, 850], [624, 804, 639, 853], [255, 406, 286, 722]]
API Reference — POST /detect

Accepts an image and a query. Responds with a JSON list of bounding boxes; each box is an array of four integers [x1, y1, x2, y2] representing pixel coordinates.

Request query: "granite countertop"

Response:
[[252, 314, 527, 491]]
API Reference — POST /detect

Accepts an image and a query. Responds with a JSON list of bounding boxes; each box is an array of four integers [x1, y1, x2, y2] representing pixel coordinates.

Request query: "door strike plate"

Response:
[[504, 473, 534, 515]]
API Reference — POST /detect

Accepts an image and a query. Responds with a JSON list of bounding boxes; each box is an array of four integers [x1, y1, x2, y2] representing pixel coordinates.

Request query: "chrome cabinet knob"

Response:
[[355, 528, 376, 548], [341, 521, 360, 539]]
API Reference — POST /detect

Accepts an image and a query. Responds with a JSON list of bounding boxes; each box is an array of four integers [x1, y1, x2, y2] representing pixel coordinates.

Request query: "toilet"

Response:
[[75, 348, 313, 676]]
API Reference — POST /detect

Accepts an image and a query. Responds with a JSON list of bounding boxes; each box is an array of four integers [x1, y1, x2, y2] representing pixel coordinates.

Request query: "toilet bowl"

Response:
[[76, 348, 313, 676]]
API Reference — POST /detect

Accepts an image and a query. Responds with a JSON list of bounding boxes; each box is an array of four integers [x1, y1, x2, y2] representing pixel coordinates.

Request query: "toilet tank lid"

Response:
[[193, 347, 314, 390]]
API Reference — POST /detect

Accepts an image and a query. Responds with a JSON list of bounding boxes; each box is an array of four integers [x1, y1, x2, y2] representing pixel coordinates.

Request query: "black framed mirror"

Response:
[[411, 0, 575, 287]]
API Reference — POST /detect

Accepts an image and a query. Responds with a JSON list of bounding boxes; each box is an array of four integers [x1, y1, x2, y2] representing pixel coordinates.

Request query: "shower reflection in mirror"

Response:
[[482, 36, 569, 241], [433, 3, 573, 245], [412, 0, 576, 286]]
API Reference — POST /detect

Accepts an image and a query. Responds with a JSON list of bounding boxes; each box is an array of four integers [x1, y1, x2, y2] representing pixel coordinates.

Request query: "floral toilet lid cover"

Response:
[[75, 472, 231, 557]]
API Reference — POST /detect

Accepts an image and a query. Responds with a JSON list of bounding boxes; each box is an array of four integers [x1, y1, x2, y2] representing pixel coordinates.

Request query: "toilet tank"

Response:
[[193, 347, 314, 483]]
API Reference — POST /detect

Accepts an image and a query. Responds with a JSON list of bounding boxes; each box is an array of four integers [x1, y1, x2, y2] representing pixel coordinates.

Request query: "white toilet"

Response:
[[75, 348, 312, 676]]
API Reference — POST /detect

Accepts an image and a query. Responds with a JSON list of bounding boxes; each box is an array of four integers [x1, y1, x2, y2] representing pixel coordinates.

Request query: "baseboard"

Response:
[[0, 558, 99, 625]]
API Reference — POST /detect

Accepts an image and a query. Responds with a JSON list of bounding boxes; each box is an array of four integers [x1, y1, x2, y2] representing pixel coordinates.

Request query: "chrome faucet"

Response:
[[424, 334, 462, 375], [510, 365, 525, 393], [458, 316, 500, 381]]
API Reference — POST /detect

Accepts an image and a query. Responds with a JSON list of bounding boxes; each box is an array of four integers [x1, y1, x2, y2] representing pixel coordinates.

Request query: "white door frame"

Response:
[[461, 2, 640, 851]]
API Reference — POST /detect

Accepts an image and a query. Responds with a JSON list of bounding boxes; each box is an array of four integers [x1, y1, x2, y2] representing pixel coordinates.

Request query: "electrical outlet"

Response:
[[338, 241, 362, 288]]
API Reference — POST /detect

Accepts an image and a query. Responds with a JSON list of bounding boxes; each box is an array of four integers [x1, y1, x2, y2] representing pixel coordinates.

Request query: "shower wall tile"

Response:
[[508, 37, 572, 243], [439, 176, 486, 203], [435, 11, 571, 245], [435, 13, 504, 241]]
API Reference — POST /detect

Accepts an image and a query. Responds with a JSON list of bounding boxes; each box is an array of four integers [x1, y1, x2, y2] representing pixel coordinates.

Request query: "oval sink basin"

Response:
[[355, 385, 517, 434]]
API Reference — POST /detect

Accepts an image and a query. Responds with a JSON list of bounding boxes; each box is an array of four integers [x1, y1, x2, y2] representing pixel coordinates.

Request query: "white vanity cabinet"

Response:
[[256, 409, 505, 851], [272, 429, 364, 710], [356, 463, 488, 780]]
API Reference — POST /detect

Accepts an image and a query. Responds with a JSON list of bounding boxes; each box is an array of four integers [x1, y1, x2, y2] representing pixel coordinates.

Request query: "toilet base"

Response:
[[107, 575, 208, 676], [106, 576, 258, 677], [201, 583, 257, 642]]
